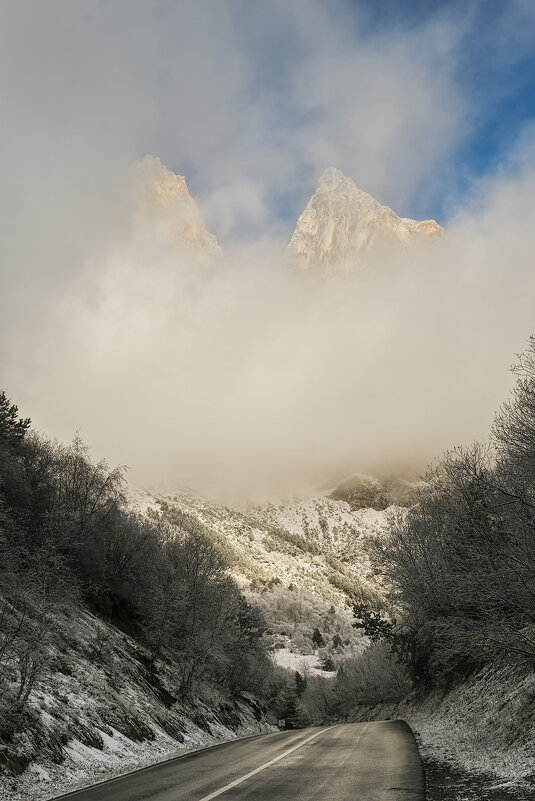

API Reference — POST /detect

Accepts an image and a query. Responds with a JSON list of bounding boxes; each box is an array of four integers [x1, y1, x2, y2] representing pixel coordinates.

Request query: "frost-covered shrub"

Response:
[[374, 337, 535, 684], [328, 642, 411, 716], [0, 389, 274, 732]]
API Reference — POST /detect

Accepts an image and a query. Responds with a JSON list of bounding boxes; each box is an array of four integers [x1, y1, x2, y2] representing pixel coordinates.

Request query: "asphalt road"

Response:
[[54, 720, 425, 801]]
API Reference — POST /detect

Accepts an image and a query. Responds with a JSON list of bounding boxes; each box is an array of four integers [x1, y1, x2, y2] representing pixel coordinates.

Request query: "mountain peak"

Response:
[[288, 169, 443, 272], [318, 166, 349, 188], [317, 167, 377, 200], [134, 155, 220, 255], [139, 154, 191, 205]]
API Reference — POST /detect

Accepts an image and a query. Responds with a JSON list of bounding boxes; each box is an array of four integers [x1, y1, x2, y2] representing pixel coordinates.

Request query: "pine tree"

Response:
[[295, 670, 307, 697], [0, 391, 30, 448], [312, 627, 324, 648]]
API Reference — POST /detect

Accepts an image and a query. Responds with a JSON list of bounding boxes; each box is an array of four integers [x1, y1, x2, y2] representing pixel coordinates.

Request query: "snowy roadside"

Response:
[[408, 712, 535, 783], [0, 713, 274, 801], [399, 665, 535, 793], [344, 663, 535, 796], [0, 603, 275, 801]]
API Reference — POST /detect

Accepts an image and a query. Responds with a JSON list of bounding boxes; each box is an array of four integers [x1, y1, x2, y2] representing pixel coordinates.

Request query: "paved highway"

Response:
[[53, 720, 425, 801]]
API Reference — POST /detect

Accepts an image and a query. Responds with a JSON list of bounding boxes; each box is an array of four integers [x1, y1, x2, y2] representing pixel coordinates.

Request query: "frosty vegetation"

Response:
[[0, 388, 406, 780], [371, 336, 535, 686], [0, 399, 272, 773], [2, 335, 534, 782], [146, 494, 409, 730], [269, 335, 535, 732]]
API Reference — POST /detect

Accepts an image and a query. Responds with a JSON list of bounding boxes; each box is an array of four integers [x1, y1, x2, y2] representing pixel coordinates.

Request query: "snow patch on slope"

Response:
[[272, 647, 334, 678], [0, 607, 272, 801], [401, 664, 535, 782]]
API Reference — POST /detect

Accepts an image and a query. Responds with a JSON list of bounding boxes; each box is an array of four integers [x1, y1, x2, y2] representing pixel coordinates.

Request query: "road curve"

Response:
[[52, 720, 425, 801]]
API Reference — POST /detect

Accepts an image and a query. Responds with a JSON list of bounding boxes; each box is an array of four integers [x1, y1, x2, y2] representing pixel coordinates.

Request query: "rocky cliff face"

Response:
[[133, 160, 440, 271], [134, 155, 220, 256], [288, 167, 442, 272]]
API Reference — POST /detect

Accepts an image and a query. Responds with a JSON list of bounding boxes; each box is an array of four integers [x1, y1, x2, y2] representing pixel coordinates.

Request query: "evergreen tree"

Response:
[[332, 633, 343, 649], [295, 670, 307, 697], [352, 604, 394, 643], [0, 391, 30, 447], [312, 627, 324, 648]]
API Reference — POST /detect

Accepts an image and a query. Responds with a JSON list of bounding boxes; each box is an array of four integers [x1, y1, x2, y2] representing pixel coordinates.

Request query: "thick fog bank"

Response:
[[2, 1, 535, 495], [4, 159, 535, 495]]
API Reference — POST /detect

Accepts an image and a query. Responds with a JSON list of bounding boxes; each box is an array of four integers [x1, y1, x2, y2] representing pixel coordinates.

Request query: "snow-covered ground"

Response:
[[0, 606, 273, 801], [131, 486, 391, 605], [272, 646, 336, 678], [401, 665, 535, 783], [2, 718, 271, 801]]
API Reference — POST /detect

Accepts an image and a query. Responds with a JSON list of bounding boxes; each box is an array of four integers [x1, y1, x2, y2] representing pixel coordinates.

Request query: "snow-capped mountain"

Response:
[[288, 167, 442, 272], [134, 155, 220, 256]]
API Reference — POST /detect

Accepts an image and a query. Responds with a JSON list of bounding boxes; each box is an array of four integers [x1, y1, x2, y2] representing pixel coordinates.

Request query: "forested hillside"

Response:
[[3, 336, 535, 796], [374, 337, 535, 685], [0, 395, 274, 796], [345, 338, 535, 788], [130, 478, 412, 732]]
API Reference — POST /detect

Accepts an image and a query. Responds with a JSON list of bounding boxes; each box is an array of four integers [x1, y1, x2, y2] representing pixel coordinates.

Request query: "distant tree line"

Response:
[[365, 336, 535, 686], [0, 392, 272, 728]]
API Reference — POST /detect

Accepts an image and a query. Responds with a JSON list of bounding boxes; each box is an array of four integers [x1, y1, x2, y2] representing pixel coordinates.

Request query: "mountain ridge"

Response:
[[288, 167, 443, 272], [132, 159, 442, 273], [134, 155, 221, 256]]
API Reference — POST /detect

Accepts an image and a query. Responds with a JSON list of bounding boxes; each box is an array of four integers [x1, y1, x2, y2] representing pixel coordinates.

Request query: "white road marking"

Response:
[[196, 726, 336, 801]]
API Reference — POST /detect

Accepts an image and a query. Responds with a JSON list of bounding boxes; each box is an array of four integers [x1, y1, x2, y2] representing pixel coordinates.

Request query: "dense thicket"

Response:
[[374, 337, 535, 685], [263, 640, 410, 729], [0, 393, 271, 724]]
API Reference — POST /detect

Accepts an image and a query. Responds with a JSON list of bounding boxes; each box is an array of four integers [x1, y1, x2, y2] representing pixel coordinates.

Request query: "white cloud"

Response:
[[1, 1, 535, 495]]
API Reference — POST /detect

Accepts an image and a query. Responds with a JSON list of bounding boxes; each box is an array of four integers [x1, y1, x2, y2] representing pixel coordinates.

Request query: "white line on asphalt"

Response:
[[196, 726, 336, 801]]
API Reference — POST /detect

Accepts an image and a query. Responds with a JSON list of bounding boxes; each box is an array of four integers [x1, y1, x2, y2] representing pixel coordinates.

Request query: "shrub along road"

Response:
[[52, 720, 425, 801]]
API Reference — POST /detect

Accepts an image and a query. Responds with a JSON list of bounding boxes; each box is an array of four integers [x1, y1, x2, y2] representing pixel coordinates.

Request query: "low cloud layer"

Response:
[[1, 2, 535, 495], [7, 151, 535, 495]]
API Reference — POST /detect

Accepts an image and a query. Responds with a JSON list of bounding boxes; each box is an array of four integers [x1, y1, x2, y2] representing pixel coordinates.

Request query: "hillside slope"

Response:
[[0, 604, 272, 801], [131, 487, 396, 676], [133, 488, 389, 604]]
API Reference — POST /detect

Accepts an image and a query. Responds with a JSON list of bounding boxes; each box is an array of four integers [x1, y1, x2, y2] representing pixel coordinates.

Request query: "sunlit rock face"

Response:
[[134, 155, 220, 257], [288, 167, 442, 272]]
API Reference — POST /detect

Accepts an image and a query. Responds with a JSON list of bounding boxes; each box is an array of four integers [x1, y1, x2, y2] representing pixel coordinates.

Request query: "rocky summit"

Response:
[[288, 167, 442, 272], [134, 155, 220, 255]]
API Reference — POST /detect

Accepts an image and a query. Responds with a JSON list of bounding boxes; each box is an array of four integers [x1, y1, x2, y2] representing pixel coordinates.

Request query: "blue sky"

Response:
[[357, 0, 535, 189], [174, 0, 535, 233], [2, 1, 535, 236], [420, 1, 535, 220], [263, 0, 535, 226]]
